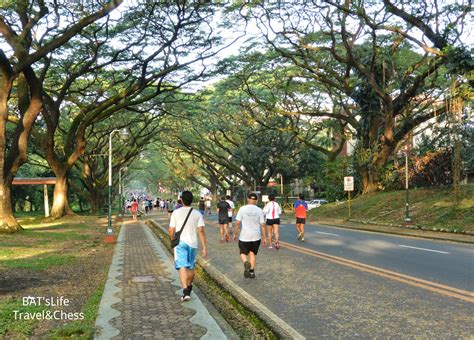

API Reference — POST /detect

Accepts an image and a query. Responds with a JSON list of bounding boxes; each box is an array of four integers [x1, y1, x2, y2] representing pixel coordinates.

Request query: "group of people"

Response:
[[126, 196, 186, 220], [168, 191, 308, 302]]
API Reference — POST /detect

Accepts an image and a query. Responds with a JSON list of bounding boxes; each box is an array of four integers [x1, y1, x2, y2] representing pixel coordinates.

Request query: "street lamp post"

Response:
[[119, 166, 128, 217], [404, 151, 412, 226], [107, 128, 129, 236], [280, 174, 284, 197]]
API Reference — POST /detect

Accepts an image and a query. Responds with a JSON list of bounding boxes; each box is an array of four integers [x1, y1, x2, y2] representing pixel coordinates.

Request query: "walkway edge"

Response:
[[149, 218, 305, 339], [197, 257, 305, 340], [143, 224, 227, 339], [94, 226, 125, 339]]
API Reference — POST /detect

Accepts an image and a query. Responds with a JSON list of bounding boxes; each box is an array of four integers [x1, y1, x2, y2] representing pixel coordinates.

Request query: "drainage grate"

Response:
[[131, 275, 156, 283]]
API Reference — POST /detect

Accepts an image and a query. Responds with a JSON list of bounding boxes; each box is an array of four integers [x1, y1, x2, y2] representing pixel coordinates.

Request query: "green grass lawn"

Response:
[[310, 184, 474, 232], [0, 215, 113, 338]]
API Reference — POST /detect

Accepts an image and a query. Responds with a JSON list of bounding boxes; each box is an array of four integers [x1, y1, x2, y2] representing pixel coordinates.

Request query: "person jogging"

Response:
[[130, 198, 139, 221], [225, 195, 235, 234], [233, 193, 266, 278], [263, 194, 282, 249], [168, 191, 207, 302], [293, 193, 308, 241], [216, 196, 231, 243]]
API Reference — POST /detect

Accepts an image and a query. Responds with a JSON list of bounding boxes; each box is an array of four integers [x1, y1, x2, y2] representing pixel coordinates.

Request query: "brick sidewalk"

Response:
[[94, 221, 226, 339]]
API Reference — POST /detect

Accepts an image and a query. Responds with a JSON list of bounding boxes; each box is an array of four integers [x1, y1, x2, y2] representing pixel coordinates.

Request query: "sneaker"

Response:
[[249, 271, 255, 278], [187, 284, 193, 294], [300, 236, 305, 242], [243, 261, 251, 278], [275, 241, 280, 250], [268, 245, 273, 249], [297, 232, 302, 240], [220, 238, 225, 243], [181, 288, 190, 302]]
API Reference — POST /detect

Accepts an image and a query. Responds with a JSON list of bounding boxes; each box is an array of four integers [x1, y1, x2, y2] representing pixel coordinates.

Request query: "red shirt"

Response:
[[294, 200, 308, 218]]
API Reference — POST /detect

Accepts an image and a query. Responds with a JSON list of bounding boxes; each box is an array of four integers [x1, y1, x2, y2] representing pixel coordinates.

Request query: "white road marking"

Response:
[[399, 244, 450, 254], [314, 231, 340, 236]]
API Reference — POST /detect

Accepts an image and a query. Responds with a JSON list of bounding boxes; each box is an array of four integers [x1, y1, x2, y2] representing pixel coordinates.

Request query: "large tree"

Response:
[[241, 0, 471, 193], [0, 0, 123, 231]]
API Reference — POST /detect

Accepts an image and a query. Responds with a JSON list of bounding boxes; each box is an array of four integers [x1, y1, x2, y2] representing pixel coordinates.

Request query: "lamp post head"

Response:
[[120, 128, 129, 140]]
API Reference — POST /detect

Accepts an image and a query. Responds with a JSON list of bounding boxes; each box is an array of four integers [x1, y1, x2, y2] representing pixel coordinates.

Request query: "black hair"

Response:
[[269, 194, 275, 201], [226, 195, 231, 199], [298, 193, 304, 200], [181, 191, 193, 206]]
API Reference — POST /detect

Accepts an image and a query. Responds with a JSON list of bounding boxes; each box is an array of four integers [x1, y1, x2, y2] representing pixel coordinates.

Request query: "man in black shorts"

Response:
[[233, 193, 266, 278]]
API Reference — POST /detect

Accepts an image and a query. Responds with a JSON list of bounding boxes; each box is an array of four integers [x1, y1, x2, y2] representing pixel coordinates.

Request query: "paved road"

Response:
[[277, 221, 474, 292], [153, 212, 474, 338]]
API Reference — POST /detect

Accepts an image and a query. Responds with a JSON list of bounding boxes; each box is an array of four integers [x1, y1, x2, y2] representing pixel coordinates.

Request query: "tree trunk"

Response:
[[360, 166, 379, 194], [50, 174, 75, 218], [89, 190, 102, 214], [0, 183, 22, 232]]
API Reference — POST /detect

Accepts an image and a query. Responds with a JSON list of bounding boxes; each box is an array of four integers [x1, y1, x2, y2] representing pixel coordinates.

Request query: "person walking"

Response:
[[198, 197, 206, 215], [205, 197, 212, 215], [130, 198, 139, 221], [293, 193, 308, 241], [233, 193, 266, 278], [263, 194, 282, 249], [168, 191, 207, 302], [167, 200, 175, 218], [216, 196, 231, 243], [225, 195, 235, 234]]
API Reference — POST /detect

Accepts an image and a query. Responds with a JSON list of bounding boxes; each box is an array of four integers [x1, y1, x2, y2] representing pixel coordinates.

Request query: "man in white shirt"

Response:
[[225, 195, 235, 234], [233, 193, 266, 278], [169, 191, 207, 302]]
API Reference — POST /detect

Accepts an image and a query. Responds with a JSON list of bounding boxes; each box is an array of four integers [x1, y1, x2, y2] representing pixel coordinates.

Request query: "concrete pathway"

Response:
[[94, 220, 227, 339]]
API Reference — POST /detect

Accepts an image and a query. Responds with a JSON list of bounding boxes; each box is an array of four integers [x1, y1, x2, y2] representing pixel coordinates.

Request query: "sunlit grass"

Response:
[[0, 254, 75, 270], [313, 184, 474, 231], [0, 248, 57, 261]]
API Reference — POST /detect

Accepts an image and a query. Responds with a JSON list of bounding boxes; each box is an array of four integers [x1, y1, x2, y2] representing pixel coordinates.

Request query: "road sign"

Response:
[[344, 176, 354, 191]]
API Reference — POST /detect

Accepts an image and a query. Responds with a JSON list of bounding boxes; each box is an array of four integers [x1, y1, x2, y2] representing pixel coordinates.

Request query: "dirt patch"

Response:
[[0, 215, 115, 338]]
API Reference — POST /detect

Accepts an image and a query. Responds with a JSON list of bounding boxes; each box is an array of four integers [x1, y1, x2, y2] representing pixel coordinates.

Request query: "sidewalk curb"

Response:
[[148, 219, 305, 340], [94, 224, 125, 339], [197, 258, 305, 340], [142, 224, 227, 339]]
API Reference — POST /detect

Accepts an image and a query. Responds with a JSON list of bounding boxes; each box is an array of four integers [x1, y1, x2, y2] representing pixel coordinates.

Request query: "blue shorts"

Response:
[[174, 241, 197, 270]]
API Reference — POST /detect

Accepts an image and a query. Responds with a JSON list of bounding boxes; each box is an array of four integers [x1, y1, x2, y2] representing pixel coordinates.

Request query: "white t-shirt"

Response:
[[226, 199, 235, 217], [205, 200, 211, 207], [263, 201, 282, 220], [236, 204, 265, 242], [169, 207, 204, 248]]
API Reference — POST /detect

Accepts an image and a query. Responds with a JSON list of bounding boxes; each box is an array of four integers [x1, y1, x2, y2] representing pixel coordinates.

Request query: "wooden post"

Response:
[[44, 184, 50, 217]]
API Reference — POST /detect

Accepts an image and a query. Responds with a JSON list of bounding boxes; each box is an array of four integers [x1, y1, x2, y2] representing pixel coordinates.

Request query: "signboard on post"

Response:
[[344, 176, 354, 191], [344, 176, 354, 218]]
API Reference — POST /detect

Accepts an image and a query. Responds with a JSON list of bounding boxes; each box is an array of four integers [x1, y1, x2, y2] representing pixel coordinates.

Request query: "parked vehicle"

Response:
[[306, 199, 328, 210]]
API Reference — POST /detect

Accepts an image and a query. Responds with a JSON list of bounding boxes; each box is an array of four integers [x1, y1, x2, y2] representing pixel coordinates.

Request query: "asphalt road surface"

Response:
[[153, 212, 474, 338]]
